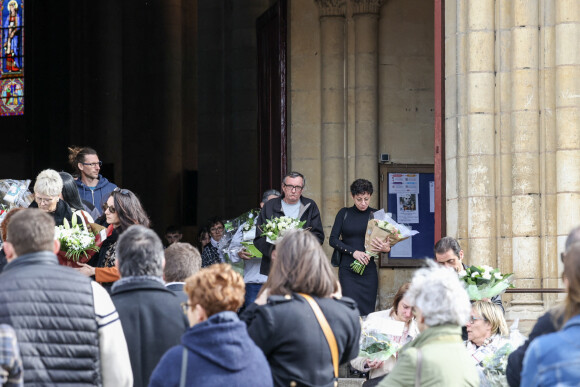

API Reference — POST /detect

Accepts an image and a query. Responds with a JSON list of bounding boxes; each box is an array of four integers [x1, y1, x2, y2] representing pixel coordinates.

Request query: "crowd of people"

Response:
[[1, 145, 580, 386]]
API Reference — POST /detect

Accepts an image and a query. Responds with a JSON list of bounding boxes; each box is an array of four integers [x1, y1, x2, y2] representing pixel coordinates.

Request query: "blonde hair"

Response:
[[34, 169, 63, 197], [184, 264, 245, 318], [472, 300, 509, 336]]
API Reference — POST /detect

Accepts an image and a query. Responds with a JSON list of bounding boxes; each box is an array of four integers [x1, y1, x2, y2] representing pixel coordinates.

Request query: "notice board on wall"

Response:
[[379, 164, 435, 268]]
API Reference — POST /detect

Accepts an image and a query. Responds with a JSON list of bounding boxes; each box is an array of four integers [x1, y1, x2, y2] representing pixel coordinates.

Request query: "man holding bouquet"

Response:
[[254, 172, 324, 275], [434, 237, 504, 313]]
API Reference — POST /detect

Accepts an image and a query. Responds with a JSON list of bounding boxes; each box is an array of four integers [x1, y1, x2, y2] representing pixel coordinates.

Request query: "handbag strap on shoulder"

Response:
[[297, 293, 339, 382]]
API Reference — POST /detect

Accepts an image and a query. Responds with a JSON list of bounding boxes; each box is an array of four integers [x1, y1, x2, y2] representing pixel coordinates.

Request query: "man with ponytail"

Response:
[[68, 146, 117, 216]]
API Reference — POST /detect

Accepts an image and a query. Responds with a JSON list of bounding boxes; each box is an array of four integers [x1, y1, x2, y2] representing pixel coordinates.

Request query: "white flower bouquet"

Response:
[[479, 342, 514, 387], [459, 265, 514, 300], [259, 216, 306, 245], [55, 216, 99, 267]]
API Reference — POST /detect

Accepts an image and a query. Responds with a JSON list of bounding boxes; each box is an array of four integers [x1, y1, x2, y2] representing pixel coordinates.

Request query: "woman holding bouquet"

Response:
[[350, 283, 419, 383], [77, 188, 150, 290], [464, 300, 509, 378], [329, 179, 391, 316]]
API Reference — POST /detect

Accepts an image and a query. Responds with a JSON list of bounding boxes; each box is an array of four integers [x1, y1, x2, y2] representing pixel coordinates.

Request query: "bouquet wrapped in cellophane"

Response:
[[0, 179, 33, 210], [351, 210, 419, 275], [459, 265, 514, 300], [364, 210, 419, 258], [219, 209, 262, 275], [357, 315, 405, 361], [259, 216, 306, 245]]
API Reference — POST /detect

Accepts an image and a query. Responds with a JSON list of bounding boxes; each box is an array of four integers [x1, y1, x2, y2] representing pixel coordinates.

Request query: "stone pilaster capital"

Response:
[[351, 0, 384, 15], [314, 0, 346, 17]]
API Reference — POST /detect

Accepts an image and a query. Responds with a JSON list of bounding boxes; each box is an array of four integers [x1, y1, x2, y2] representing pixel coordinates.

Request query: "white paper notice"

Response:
[[381, 319, 405, 337], [397, 193, 419, 223], [429, 181, 435, 213], [390, 232, 413, 257], [389, 173, 420, 194]]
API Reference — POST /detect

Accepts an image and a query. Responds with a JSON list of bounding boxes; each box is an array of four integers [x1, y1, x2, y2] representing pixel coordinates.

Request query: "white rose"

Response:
[[482, 273, 492, 280], [471, 272, 479, 278], [494, 273, 503, 280], [458, 270, 467, 278]]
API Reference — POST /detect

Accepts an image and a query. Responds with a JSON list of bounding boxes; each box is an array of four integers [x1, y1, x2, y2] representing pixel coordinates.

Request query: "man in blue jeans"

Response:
[[229, 189, 280, 308]]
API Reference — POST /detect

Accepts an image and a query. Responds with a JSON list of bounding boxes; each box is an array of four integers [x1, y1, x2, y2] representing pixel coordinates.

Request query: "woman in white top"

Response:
[[351, 283, 420, 381]]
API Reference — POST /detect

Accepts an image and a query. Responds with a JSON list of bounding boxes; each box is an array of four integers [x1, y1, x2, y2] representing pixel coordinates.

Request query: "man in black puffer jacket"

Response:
[[0, 209, 132, 386]]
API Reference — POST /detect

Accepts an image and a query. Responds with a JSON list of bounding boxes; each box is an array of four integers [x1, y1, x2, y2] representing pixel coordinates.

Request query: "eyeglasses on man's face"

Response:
[[81, 161, 103, 167], [210, 226, 224, 233], [283, 183, 304, 192]]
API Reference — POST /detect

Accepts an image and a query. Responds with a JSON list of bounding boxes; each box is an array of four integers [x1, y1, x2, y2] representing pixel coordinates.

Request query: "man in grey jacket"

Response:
[[0, 209, 132, 386]]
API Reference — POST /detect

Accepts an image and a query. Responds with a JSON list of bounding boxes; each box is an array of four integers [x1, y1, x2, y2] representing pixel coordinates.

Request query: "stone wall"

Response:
[[289, 0, 434, 309], [445, 0, 580, 318]]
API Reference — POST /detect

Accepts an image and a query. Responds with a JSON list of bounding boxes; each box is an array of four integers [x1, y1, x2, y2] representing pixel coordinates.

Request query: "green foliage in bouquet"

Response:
[[459, 265, 515, 300], [241, 241, 263, 258], [55, 216, 99, 262], [358, 332, 402, 361]]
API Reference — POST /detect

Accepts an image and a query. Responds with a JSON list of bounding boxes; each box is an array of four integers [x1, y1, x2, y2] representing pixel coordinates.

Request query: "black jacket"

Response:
[[29, 199, 77, 226], [0, 251, 101, 386], [240, 294, 360, 387], [111, 278, 188, 387], [254, 196, 324, 275]]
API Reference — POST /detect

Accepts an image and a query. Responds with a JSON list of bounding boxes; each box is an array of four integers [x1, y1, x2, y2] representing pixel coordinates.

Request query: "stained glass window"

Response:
[[1, 0, 24, 116]]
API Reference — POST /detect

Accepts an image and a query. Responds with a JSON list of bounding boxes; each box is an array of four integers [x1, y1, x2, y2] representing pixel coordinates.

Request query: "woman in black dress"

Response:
[[329, 179, 391, 316]]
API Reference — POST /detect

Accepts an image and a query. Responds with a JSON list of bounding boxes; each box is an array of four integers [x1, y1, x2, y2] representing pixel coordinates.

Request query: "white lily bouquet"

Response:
[[479, 342, 513, 387], [259, 216, 306, 245], [239, 209, 262, 258], [55, 216, 99, 266], [358, 316, 405, 361], [459, 265, 514, 301]]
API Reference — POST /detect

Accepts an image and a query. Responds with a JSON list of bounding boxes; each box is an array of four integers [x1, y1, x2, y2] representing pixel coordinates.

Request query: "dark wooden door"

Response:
[[256, 0, 287, 194]]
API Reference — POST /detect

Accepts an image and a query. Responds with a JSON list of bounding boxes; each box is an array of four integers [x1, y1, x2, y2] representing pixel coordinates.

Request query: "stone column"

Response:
[[352, 0, 381, 207], [509, 0, 543, 316], [315, 0, 347, 238], [496, 0, 513, 292], [556, 0, 580, 263], [465, 0, 496, 264]]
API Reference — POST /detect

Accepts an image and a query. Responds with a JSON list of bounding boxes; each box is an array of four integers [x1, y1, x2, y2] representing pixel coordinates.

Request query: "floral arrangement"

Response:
[[479, 342, 514, 387], [364, 209, 419, 259], [55, 216, 99, 263], [259, 216, 306, 244], [459, 265, 514, 300], [358, 317, 404, 361]]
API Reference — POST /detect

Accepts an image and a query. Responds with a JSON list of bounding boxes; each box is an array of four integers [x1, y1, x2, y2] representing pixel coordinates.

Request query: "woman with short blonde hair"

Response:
[[31, 169, 75, 226]]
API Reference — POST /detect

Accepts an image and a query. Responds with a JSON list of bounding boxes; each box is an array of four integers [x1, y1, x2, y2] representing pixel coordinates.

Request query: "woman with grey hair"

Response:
[[379, 261, 480, 386], [30, 169, 76, 226]]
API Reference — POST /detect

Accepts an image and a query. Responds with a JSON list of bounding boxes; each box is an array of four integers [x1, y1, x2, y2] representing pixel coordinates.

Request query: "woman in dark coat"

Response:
[[329, 179, 391, 315], [241, 229, 361, 387], [77, 188, 150, 290]]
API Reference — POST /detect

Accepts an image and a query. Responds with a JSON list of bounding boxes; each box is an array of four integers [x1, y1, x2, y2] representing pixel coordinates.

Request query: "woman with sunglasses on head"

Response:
[[77, 188, 150, 291]]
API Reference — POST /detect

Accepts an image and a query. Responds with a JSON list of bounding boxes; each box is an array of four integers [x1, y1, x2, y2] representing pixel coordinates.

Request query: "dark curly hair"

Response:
[[350, 179, 373, 196]]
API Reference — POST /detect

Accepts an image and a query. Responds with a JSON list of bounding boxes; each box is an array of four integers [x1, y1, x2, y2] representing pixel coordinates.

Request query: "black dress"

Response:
[[329, 206, 377, 316]]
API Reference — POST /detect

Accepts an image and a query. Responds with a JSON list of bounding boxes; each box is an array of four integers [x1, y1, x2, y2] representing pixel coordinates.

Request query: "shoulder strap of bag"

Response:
[[415, 348, 422, 387], [180, 346, 188, 387], [297, 293, 339, 385]]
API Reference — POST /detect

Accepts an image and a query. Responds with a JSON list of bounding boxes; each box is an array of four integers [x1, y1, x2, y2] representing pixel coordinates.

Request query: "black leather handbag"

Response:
[[330, 209, 347, 267]]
